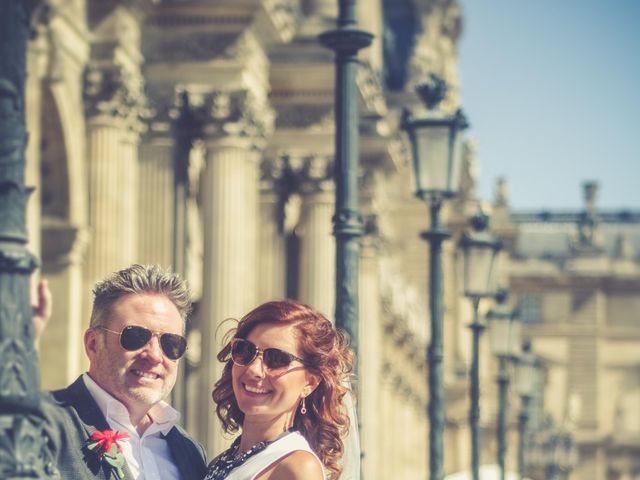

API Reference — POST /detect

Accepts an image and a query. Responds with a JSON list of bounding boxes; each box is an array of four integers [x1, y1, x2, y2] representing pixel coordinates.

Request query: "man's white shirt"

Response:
[[82, 373, 182, 480]]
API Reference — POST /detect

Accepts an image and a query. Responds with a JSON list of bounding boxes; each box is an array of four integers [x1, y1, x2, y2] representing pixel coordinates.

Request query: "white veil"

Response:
[[340, 383, 361, 479]]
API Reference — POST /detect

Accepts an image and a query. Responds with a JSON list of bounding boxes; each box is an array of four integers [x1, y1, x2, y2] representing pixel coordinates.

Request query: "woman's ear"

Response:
[[304, 373, 321, 397]]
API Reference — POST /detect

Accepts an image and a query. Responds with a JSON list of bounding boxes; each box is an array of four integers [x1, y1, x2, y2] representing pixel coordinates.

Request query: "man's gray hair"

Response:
[[90, 264, 192, 329]]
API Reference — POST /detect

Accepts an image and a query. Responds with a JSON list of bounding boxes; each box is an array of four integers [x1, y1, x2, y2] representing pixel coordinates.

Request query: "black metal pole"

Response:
[[319, 1, 372, 353], [0, 0, 55, 477], [469, 297, 484, 480], [171, 91, 193, 420], [496, 357, 509, 480], [420, 198, 451, 480], [517, 396, 531, 480]]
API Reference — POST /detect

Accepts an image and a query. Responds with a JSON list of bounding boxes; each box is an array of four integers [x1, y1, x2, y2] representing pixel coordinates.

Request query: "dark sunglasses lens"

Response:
[[231, 340, 256, 365], [160, 333, 187, 360], [263, 349, 294, 370], [120, 326, 152, 351]]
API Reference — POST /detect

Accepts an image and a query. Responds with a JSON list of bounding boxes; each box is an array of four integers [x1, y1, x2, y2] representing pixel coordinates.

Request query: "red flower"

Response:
[[86, 430, 130, 479], [90, 429, 130, 454]]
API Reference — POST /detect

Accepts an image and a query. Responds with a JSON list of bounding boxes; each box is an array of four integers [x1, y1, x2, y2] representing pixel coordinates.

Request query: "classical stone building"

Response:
[[494, 181, 640, 480], [24, 0, 640, 479]]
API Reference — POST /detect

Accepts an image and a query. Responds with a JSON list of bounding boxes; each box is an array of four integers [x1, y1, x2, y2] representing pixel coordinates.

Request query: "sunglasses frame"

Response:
[[230, 338, 307, 371], [98, 325, 187, 361]]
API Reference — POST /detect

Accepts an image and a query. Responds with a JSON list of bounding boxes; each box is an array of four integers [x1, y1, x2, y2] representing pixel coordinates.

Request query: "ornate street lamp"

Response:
[[487, 290, 522, 480], [516, 339, 539, 480], [460, 214, 503, 480], [402, 74, 468, 480]]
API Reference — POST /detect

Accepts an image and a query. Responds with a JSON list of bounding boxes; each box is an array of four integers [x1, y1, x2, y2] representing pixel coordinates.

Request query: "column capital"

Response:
[[194, 89, 274, 149], [280, 153, 334, 194], [83, 64, 149, 132]]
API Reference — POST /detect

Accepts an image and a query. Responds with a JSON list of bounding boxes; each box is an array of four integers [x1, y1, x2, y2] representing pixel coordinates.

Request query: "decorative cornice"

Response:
[[143, 32, 241, 64], [274, 104, 334, 130]]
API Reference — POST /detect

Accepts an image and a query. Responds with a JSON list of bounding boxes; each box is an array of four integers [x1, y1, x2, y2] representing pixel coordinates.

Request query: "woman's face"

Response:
[[231, 322, 318, 428]]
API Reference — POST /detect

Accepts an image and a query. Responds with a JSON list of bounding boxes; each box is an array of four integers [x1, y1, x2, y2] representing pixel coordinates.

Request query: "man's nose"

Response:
[[141, 334, 164, 362]]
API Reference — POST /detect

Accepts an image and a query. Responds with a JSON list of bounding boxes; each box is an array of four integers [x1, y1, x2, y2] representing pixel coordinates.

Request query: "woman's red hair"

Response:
[[211, 300, 354, 480]]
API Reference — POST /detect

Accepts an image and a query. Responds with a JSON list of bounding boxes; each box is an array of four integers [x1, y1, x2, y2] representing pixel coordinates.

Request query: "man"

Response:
[[42, 264, 207, 479]]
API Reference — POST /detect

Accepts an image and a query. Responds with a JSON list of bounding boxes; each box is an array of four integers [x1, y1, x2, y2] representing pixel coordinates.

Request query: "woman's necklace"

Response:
[[203, 430, 295, 480]]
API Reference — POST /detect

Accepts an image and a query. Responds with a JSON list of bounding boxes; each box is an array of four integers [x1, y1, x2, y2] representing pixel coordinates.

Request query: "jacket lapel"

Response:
[[60, 376, 136, 480]]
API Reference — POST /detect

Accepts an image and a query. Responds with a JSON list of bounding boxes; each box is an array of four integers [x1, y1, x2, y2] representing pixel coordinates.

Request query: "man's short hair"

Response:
[[90, 264, 192, 329]]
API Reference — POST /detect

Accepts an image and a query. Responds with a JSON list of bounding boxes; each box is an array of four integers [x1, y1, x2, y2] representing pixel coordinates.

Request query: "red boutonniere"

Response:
[[85, 429, 130, 479]]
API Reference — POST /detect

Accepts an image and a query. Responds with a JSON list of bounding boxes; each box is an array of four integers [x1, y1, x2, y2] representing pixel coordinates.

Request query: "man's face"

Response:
[[85, 294, 183, 417]]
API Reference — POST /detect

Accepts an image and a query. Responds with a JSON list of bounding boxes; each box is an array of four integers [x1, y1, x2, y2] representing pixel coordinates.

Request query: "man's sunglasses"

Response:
[[99, 325, 187, 361], [230, 338, 307, 371]]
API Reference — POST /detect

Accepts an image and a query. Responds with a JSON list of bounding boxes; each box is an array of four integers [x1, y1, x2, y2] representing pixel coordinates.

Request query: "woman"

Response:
[[203, 300, 355, 480]]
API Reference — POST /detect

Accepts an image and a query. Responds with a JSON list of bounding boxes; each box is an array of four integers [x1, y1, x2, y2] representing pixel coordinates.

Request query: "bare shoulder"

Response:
[[258, 450, 323, 480]]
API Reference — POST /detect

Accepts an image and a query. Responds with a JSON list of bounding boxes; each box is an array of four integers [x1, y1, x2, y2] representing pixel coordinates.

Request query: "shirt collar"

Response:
[[82, 373, 180, 436]]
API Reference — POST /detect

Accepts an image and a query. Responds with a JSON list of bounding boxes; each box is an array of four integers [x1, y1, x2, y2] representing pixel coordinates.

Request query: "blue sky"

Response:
[[458, 0, 640, 210]]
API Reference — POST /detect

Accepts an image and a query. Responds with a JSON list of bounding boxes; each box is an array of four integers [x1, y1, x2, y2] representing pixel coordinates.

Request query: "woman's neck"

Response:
[[239, 416, 293, 454]]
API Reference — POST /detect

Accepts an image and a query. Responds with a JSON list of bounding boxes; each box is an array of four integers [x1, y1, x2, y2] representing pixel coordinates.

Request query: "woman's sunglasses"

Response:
[[99, 325, 187, 361], [230, 338, 307, 371]]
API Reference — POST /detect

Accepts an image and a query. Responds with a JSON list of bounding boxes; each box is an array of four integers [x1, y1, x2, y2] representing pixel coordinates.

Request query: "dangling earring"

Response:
[[300, 396, 307, 415]]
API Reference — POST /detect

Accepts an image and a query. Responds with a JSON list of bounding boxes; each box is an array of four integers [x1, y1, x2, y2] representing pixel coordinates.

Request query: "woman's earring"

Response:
[[300, 396, 307, 415]]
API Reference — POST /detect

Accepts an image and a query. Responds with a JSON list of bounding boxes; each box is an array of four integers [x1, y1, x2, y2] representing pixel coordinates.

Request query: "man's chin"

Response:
[[127, 386, 168, 406]]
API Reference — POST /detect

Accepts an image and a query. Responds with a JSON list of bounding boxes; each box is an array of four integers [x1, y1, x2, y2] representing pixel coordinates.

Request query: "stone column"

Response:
[[197, 90, 273, 454], [83, 65, 145, 323], [40, 226, 88, 389], [297, 155, 335, 319], [137, 136, 174, 268], [256, 157, 287, 303], [359, 233, 382, 479], [379, 368, 394, 480], [84, 114, 140, 282]]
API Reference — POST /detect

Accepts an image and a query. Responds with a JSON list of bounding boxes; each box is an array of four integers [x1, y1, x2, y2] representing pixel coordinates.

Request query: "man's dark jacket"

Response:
[[42, 376, 206, 479]]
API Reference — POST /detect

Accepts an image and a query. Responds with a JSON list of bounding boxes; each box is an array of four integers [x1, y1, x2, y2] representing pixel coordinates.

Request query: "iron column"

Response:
[[468, 297, 484, 480], [0, 0, 55, 477], [319, 0, 372, 352], [420, 198, 451, 480], [496, 356, 509, 480]]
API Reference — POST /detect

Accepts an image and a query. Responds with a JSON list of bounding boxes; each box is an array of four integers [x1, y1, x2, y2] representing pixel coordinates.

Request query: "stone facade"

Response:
[[23, 0, 640, 479], [494, 181, 640, 480]]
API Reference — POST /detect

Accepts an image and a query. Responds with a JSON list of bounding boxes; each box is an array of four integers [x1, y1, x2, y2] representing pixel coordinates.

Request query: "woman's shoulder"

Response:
[[259, 449, 323, 480]]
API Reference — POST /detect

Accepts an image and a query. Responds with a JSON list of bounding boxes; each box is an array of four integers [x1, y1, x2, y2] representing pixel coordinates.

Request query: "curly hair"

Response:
[[211, 300, 354, 480]]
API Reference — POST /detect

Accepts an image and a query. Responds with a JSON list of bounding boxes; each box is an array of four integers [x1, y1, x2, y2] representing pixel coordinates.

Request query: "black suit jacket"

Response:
[[43, 376, 206, 480]]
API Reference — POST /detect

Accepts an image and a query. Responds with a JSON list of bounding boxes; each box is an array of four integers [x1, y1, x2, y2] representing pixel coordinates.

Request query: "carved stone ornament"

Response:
[[256, 0, 299, 43], [197, 90, 275, 143], [83, 65, 150, 129]]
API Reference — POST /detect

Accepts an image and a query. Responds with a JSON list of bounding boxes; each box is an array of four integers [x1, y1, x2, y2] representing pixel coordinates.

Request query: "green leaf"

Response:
[[86, 441, 99, 450], [105, 454, 125, 468]]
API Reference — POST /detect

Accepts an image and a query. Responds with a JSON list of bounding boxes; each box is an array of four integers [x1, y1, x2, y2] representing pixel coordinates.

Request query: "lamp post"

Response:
[[402, 74, 468, 480], [487, 290, 522, 480], [0, 0, 56, 477], [516, 339, 538, 480], [460, 214, 502, 480], [319, 0, 372, 350]]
